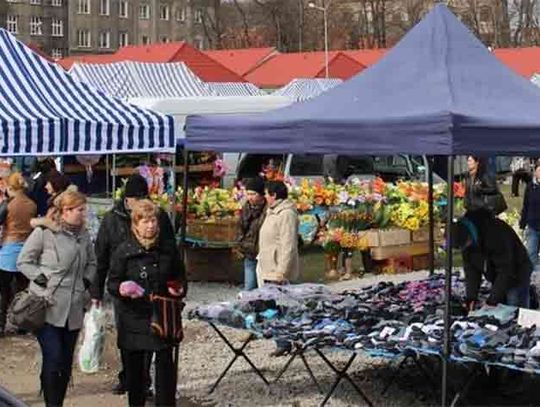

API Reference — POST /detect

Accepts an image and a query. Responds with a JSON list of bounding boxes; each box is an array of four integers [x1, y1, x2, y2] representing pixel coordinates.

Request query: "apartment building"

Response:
[[0, 0, 208, 59], [1, 0, 69, 59]]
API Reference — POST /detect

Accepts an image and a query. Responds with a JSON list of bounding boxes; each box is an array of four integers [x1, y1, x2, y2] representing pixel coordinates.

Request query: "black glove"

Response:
[[34, 273, 48, 288]]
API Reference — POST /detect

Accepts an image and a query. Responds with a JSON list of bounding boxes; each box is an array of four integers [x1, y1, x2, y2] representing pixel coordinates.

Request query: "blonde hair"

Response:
[[56, 189, 86, 212], [7, 172, 26, 191], [131, 199, 159, 225]]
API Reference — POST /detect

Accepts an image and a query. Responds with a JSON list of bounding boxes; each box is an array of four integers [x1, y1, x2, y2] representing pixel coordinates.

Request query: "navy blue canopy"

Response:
[[186, 4, 540, 155]]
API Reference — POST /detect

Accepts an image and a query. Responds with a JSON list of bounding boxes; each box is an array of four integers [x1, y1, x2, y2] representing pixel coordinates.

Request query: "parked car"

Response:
[[223, 153, 445, 187]]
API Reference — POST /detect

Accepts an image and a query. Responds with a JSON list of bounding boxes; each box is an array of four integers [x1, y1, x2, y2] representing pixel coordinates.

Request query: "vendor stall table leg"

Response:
[[207, 322, 269, 394], [273, 347, 324, 394], [381, 350, 439, 397], [314, 349, 373, 407]]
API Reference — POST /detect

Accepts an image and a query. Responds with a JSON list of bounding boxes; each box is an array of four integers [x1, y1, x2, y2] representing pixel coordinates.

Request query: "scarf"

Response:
[[60, 220, 84, 235], [132, 225, 159, 250]]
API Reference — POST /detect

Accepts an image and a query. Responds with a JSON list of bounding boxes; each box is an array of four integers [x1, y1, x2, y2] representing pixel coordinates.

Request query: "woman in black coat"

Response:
[[464, 155, 504, 214], [108, 200, 187, 407]]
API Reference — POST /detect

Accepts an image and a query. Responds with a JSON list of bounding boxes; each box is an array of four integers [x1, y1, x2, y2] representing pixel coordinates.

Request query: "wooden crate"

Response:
[[184, 247, 241, 283], [370, 241, 430, 261], [372, 256, 413, 274], [412, 254, 431, 270], [411, 225, 444, 243], [367, 228, 411, 247], [187, 218, 239, 242]]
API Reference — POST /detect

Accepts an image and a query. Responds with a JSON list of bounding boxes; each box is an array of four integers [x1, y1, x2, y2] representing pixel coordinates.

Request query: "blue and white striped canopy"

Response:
[[207, 82, 265, 96], [273, 78, 343, 102], [70, 61, 213, 99], [0, 29, 177, 155]]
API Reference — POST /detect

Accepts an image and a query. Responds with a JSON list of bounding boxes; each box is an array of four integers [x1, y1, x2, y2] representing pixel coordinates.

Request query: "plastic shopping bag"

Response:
[[78, 305, 106, 373]]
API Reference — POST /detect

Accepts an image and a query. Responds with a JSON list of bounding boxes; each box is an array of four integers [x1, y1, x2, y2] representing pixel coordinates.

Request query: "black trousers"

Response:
[[0, 270, 28, 330], [512, 170, 532, 196], [125, 348, 176, 407], [119, 349, 152, 389]]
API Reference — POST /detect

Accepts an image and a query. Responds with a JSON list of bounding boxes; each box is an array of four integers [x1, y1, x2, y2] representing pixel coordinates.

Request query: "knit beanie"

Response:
[[244, 177, 265, 195], [125, 174, 149, 198]]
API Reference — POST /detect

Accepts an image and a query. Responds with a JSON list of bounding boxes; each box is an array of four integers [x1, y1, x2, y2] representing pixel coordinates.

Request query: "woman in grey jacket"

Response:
[[17, 190, 96, 407]]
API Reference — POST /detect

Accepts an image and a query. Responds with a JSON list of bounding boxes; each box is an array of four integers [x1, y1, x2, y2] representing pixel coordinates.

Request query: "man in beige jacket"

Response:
[[257, 180, 300, 287]]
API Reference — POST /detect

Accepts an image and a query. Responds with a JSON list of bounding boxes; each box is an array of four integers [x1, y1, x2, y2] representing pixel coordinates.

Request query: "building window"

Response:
[[175, 7, 185, 22], [194, 37, 204, 49], [30, 16, 43, 36], [6, 15, 18, 34], [100, 0, 110, 16], [78, 0, 90, 14], [77, 29, 91, 48], [99, 31, 110, 48], [160, 4, 170, 20], [195, 9, 203, 24], [51, 0, 62, 6], [51, 48, 62, 59], [139, 4, 150, 20], [119, 31, 129, 47], [51, 19, 63, 37], [141, 35, 150, 45], [119, 1, 128, 18], [160, 36, 170, 43], [30, 0, 41, 4]]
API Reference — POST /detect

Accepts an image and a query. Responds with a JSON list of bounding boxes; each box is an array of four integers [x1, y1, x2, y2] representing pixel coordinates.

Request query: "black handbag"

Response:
[[149, 294, 185, 344]]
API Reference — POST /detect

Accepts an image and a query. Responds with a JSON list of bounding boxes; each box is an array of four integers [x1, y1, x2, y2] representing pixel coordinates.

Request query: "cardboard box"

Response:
[[411, 225, 444, 243], [187, 218, 239, 242], [370, 241, 430, 261], [367, 228, 411, 247]]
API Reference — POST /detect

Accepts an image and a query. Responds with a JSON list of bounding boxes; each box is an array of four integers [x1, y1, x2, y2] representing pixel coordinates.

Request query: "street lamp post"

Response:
[[308, 1, 330, 79]]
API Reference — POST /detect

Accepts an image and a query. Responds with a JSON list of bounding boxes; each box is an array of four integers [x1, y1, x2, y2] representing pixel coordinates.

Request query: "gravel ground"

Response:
[[1, 271, 442, 407], [178, 271, 438, 407]]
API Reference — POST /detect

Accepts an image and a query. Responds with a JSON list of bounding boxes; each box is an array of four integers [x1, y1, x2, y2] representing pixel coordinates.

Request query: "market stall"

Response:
[[185, 4, 540, 406], [273, 78, 344, 102]]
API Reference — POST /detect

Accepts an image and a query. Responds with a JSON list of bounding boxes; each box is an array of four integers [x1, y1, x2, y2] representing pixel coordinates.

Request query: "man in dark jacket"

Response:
[[91, 174, 176, 395], [452, 209, 532, 308], [238, 177, 266, 290], [520, 162, 540, 269]]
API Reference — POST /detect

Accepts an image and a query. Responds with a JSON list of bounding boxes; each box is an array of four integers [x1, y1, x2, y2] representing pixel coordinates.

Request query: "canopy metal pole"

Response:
[[179, 148, 189, 263], [106, 155, 110, 198], [112, 154, 117, 201], [170, 152, 177, 227], [442, 155, 454, 407], [428, 156, 435, 275]]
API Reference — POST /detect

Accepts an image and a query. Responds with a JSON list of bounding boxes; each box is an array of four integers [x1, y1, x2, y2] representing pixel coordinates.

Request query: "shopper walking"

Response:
[[17, 190, 96, 407], [511, 156, 532, 197], [0, 172, 37, 335], [464, 155, 506, 215], [238, 177, 266, 290], [91, 174, 175, 395], [258, 181, 299, 286], [108, 200, 186, 407], [520, 163, 540, 271]]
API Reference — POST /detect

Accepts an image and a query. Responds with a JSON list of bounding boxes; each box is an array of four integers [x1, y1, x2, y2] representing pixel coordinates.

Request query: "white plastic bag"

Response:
[[78, 305, 106, 374]]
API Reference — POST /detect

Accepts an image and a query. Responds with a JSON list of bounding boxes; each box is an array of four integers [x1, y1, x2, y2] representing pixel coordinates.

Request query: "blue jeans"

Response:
[[244, 258, 258, 290], [506, 278, 531, 308], [526, 227, 540, 270], [37, 323, 79, 376]]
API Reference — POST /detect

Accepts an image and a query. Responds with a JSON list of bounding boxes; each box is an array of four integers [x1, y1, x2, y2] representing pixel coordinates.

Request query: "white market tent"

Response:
[[130, 95, 292, 145], [273, 78, 344, 102], [207, 82, 265, 97], [0, 29, 177, 155], [69, 61, 214, 99]]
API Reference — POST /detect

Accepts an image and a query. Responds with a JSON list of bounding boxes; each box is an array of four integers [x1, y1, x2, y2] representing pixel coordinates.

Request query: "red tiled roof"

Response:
[[204, 47, 277, 76], [26, 43, 54, 63], [342, 49, 387, 67], [493, 47, 540, 78], [244, 51, 366, 88], [58, 53, 117, 70], [114, 42, 245, 82]]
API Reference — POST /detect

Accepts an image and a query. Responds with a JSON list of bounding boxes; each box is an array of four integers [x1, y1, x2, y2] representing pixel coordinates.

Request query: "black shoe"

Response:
[[112, 382, 126, 395]]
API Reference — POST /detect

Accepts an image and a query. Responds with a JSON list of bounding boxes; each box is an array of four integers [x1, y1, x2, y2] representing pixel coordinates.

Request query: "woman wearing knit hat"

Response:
[[238, 177, 266, 290]]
